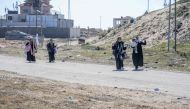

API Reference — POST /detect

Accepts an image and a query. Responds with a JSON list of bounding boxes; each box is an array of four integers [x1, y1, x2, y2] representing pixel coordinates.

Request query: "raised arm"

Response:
[[112, 43, 116, 50], [141, 40, 146, 45]]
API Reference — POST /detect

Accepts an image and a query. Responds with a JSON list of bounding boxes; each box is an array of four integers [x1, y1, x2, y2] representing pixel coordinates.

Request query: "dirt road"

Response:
[[0, 55, 190, 98]]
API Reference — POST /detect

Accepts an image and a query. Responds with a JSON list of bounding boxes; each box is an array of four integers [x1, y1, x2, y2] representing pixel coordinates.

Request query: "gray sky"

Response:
[[0, 0, 172, 29]]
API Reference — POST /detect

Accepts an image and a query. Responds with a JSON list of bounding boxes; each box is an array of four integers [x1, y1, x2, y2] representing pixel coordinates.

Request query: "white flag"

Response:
[[35, 33, 40, 46]]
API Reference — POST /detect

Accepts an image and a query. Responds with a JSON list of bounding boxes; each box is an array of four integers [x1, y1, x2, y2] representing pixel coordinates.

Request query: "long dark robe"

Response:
[[132, 41, 146, 67], [30, 41, 37, 62], [112, 41, 126, 69], [25, 42, 31, 61], [47, 43, 56, 62]]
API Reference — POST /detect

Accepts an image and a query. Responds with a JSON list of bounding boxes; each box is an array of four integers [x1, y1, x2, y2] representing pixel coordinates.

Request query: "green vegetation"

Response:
[[144, 41, 190, 72]]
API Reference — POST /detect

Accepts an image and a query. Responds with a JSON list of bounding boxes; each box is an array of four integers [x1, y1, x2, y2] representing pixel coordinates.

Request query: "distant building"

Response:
[[0, 0, 80, 38], [113, 16, 133, 28], [20, 0, 53, 15], [80, 28, 102, 37]]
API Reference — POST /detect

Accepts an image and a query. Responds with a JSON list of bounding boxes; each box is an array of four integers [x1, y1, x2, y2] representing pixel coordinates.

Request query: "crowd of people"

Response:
[[24, 37, 146, 71]]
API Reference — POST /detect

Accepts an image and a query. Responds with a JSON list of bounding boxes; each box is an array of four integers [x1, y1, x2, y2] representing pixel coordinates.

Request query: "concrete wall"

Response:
[[58, 19, 74, 28], [27, 15, 58, 27], [3, 14, 73, 28], [70, 28, 80, 38], [0, 27, 70, 38]]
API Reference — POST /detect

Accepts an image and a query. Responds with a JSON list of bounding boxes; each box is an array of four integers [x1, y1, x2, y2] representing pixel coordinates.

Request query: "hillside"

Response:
[[96, 1, 190, 46]]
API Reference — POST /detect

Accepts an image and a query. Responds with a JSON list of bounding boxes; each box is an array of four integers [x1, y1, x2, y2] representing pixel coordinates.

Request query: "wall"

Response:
[[27, 15, 58, 27], [70, 28, 80, 38], [58, 19, 74, 28], [0, 27, 70, 38]]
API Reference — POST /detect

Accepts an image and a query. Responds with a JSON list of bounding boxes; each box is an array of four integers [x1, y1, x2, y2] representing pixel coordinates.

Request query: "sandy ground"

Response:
[[0, 70, 190, 109]]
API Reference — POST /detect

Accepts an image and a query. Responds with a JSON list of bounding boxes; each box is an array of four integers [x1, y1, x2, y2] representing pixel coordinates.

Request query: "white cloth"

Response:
[[131, 42, 138, 53], [35, 34, 40, 46]]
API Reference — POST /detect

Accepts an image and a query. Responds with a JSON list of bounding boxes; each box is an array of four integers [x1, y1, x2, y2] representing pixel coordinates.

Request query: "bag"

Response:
[[54, 47, 57, 54], [122, 51, 129, 59]]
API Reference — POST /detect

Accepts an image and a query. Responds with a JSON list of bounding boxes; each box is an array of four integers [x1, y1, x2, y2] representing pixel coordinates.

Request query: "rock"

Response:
[[145, 66, 150, 68], [0, 45, 6, 48], [154, 88, 160, 92], [76, 55, 81, 57]]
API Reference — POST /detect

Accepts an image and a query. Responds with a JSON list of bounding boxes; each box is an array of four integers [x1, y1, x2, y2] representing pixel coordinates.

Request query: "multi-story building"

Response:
[[0, 0, 80, 38]]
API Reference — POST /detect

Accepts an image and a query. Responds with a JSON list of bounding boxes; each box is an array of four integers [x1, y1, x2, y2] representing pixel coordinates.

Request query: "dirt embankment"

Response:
[[0, 70, 190, 109]]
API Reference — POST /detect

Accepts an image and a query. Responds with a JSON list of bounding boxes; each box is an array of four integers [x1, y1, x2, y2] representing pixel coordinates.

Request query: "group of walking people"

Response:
[[112, 37, 146, 71], [25, 38, 56, 63], [24, 37, 146, 71]]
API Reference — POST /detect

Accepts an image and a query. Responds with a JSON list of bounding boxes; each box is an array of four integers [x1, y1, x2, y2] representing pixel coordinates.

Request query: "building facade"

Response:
[[113, 16, 133, 28], [0, 0, 80, 38]]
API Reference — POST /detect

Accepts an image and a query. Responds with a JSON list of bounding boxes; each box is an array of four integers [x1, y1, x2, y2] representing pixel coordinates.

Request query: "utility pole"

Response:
[[168, 0, 171, 52], [147, 0, 150, 12], [36, 10, 38, 35], [174, 0, 177, 51], [68, 0, 71, 45], [33, 0, 40, 35], [100, 16, 102, 29], [68, 0, 71, 19]]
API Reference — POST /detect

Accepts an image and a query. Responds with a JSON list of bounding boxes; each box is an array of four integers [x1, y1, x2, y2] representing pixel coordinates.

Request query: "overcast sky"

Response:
[[0, 0, 174, 29]]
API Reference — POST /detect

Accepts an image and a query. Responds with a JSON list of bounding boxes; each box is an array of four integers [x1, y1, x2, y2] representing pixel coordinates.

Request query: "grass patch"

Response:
[[144, 41, 190, 72]]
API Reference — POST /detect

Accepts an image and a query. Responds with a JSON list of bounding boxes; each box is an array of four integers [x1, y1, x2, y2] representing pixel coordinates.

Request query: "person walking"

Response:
[[24, 38, 37, 62], [30, 38, 37, 62], [131, 37, 146, 70], [25, 40, 32, 62], [47, 39, 56, 63], [112, 37, 126, 70]]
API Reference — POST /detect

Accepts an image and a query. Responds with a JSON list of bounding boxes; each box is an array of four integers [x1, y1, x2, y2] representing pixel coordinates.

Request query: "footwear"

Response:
[[135, 66, 138, 70], [121, 67, 124, 70]]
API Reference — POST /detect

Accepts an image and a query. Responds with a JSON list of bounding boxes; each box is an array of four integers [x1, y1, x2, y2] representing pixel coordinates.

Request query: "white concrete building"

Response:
[[113, 16, 133, 28]]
